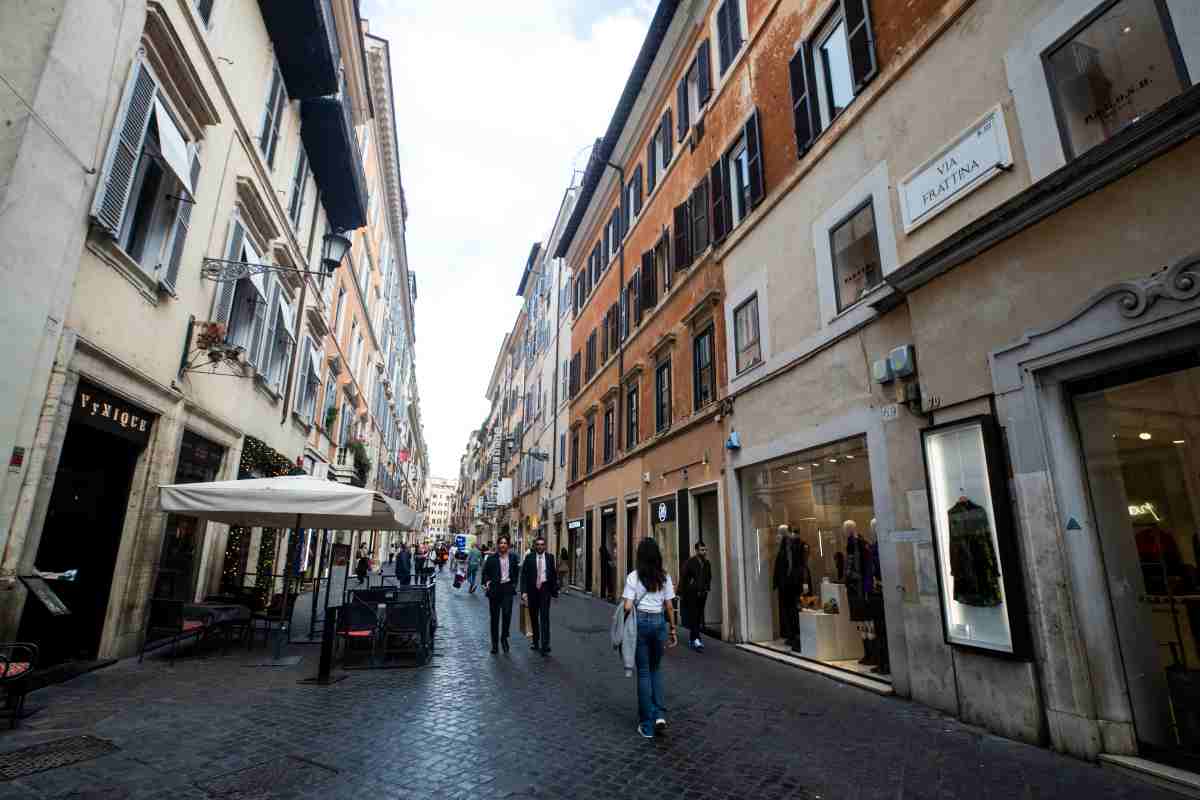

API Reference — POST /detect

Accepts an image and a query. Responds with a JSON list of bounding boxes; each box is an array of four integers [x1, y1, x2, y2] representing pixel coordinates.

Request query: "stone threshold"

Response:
[[1099, 754, 1200, 798], [737, 643, 894, 696]]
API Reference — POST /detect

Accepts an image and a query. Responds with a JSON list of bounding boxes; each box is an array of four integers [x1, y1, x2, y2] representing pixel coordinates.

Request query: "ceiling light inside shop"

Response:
[[1175, 439, 1186, 445], [828, 458, 838, 463], [1139, 432, 1152, 441], [812, 463, 820, 467], [845, 455, 855, 460]]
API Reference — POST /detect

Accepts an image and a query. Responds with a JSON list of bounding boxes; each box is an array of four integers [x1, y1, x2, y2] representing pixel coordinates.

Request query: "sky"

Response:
[[362, 1, 654, 481]]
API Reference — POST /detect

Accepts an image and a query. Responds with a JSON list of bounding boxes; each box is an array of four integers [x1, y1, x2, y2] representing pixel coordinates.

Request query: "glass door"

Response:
[[1074, 359, 1200, 762]]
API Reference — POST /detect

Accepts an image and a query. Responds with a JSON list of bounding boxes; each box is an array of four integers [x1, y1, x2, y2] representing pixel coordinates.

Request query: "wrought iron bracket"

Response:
[[201, 257, 330, 284]]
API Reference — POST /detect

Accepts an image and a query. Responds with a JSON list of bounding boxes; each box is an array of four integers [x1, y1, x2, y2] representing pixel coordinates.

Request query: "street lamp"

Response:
[[201, 230, 354, 283], [320, 230, 352, 273]]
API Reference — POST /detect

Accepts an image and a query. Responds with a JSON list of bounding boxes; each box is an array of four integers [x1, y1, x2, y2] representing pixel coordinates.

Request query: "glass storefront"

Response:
[[740, 435, 890, 679], [1074, 358, 1200, 763], [649, 496, 679, 587]]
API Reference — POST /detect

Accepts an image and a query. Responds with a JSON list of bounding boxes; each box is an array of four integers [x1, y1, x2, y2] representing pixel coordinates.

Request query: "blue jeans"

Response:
[[635, 612, 667, 725], [467, 565, 478, 588]]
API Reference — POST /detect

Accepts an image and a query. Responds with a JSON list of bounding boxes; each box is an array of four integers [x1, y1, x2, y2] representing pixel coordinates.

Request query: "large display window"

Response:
[[921, 416, 1028, 656], [649, 496, 679, 586], [741, 436, 891, 678]]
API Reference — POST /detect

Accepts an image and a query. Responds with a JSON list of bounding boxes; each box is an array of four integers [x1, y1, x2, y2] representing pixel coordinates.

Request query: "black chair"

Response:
[[140, 599, 208, 663], [383, 600, 431, 665], [336, 599, 379, 663], [0, 642, 38, 729], [249, 591, 298, 648]]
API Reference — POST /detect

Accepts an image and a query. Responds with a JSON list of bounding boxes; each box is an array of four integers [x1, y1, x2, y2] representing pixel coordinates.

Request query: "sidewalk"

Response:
[[0, 573, 1176, 799]]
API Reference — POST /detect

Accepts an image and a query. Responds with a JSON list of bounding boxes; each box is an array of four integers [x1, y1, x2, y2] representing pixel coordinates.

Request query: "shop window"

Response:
[[830, 200, 882, 313], [655, 359, 672, 433], [739, 436, 891, 677], [734, 295, 761, 373], [586, 417, 596, 473], [693, 326, 716, 411], [1044, 0, 1190, 160], [260, 63, 286, 168], [603, 403, 615, 464], [789, 0, 878, 156], [626, 380, 639, 447]]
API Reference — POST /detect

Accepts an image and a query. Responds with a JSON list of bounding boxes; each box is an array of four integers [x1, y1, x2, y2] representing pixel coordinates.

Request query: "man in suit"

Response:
[[521, 535, 558, 655], [396, 543, 412, 586], [482, 535, 520, 653]]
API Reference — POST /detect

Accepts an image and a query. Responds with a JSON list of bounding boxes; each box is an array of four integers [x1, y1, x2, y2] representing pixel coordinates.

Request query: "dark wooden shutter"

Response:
[[716, 0, 734, 73], [91, 59, 157, 237], [673, 201, 691, 271], [693, 178, 709, 256], [591, 242, 602, 285], [745, 109, 764, 209], [660, 233, 672, 291], [601, 312, 609, 363], [789, 43, 817, 157], [646, 139, 657, 194], [161, 148, 202, 292], [630, 274, 642, 326], [609, 302, 619, 353], [632, 165, 643, 217], [698, 40, 712, 104], [640, 251, 653, 311], [843, 0, 878, 92], [619, 286, 628, 341], [676, 78, 689, 142], [603, 221, 611, 263], [710, 160, 727, 244], [661, 109, 673, 164], [213, 219, 244, 325]]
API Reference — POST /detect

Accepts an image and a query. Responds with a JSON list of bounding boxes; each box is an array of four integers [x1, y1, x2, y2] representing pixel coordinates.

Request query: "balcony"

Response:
[[257, 0, 340, 99], [300, 94, 368, 231]]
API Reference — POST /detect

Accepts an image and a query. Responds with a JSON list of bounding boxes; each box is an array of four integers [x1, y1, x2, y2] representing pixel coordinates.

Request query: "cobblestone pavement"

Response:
[[0, 573, 1176, 799]]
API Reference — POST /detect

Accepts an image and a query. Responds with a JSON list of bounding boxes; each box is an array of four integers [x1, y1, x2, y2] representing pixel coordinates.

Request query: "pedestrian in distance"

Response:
[[557, 547, 570, 595], [623, 537, 678, 739], [354, 546, 370, 586], [600, 540, 614, 602], [396, 542, 413, 586], [681, 541, 713, 652], [414, 544, 428, 585], [467, 542, 482, 593], [521, 536, 559, 655], [482, 535, 520, 654]]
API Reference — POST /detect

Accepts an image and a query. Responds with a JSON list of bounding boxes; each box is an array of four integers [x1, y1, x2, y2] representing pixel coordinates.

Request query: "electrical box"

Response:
[[871, 358, 894, 384], [888, 345, 917, 378]]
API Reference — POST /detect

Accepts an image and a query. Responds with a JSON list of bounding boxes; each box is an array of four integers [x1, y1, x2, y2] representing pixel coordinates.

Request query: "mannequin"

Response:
[[772, 525, 803, 651], [864, 518, 890, 675]]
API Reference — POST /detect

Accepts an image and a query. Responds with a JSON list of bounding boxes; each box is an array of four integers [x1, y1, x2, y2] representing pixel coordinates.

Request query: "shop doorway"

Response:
[[739, 436, 891, 682], [19, 423, 141, 664], [568, 521, 583, 588], [694, 491, 723, 635], [155, 431, 225, 601], [601, 507, 617, 602], [625, 504, 638, 575], [649, 496, 680, 586], [584, 511, 594, 593], [1073, 354, 1200, 766]]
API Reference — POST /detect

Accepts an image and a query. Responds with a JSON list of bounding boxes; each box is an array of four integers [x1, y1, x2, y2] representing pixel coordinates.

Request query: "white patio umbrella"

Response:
[[159, 474, 420, 530]]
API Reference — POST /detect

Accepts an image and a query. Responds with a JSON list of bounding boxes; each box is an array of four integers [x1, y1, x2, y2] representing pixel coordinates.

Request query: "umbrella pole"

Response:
[[310, 528, 327, 641]]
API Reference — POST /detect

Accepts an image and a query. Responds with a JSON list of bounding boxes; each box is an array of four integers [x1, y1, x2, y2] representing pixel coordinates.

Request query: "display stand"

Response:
[[797, 582, 862, 661]]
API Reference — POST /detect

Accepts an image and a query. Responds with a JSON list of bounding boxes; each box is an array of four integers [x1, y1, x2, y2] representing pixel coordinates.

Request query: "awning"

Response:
[[257, 0, 340, 100], [300, 96, 368, 231], [159, 474, 421, 530], [153, 98, 194, 200]]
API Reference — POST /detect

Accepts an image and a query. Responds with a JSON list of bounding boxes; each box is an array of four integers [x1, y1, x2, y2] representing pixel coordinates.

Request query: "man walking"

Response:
[[482, 535, 520, 653], [396, 543, 412, 586], [681, 541, 713, 651], [599, 540, 613, 601], [467, 542, 482, 593], [521, 536, 558, 655]]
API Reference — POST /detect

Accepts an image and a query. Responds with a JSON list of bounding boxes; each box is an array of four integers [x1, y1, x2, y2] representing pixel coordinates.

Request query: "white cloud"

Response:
[[362, 1, 651, 479]]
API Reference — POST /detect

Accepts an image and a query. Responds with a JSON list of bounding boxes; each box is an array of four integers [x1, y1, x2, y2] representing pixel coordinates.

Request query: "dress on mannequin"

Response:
[[773, 526, 804, 648]]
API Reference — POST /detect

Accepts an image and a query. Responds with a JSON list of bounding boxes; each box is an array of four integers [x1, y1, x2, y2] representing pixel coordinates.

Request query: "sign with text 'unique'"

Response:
[[899, 104, 1013, 233], [72, 381, 156, 447]]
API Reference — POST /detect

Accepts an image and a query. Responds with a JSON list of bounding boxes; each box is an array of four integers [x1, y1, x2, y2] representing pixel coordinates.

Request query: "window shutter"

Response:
[[691, 177, 710, 255], [717, 0, 734, 73], [698, 40, 713, 103], [676, 79, 689, 142], [646, 139, 657, 194], [603, 222, 611, 262], [673, 201, 691, 271], [632, 165, 643, 217], [253, 279, 278, 372], [788, 43, 817, 157], [843, 0, 878, 92], [296, 335, 311, 409], [745, 108, 765, 208], [619, 286, 627, 341], [601, 311, 609, 363], [640, 251, 653, 311], [262, 66, 286, 167], [661, 109, 673, 164], [610, 302, 619, 353], [213, 220, 244, 325], [630, 275, 642, 326], [160, 148, 202, 293], [91, 59, 157, 237], [710, 160, 728, 244]]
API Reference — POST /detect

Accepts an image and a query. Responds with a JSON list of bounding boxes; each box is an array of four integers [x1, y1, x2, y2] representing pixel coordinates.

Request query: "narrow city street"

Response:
[[0, 573, 1170, 800]]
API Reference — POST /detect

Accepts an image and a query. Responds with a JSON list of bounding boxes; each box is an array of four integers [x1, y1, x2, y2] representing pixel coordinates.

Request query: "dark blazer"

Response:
[[682, 555, 712, 598], [396, 549, 412, 576], [482, 552, 520, 593], [520, 552, 559, 597]]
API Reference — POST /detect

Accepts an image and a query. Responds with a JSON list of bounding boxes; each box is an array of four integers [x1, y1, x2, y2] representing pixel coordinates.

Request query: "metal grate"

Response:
[[196, 755, 337, 799], [0, 735, 119, 781]]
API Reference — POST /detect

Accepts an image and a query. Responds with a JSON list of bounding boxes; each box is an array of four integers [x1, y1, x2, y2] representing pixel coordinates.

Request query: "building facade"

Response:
[[424, 476, 457, 540], [0, 0, 426, 662]]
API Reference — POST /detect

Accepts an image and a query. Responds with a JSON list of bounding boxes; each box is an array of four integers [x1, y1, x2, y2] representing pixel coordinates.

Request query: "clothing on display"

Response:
[[947, 497, 1003, 607]]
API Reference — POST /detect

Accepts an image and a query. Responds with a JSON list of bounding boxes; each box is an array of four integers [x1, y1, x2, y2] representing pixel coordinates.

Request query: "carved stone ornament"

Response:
[[1109, 253, 1200, 318]]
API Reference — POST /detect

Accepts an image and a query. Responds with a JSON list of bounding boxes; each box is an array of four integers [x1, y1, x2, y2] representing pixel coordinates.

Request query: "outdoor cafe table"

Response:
[[183, 602, 250, 626]]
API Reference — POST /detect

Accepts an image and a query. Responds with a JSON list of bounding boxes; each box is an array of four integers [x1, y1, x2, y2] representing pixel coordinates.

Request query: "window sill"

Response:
[[735, 359, 765, 379], [86, 237, 162, 305], [291, 411, 313, 432], [253, 374, 283, 403]]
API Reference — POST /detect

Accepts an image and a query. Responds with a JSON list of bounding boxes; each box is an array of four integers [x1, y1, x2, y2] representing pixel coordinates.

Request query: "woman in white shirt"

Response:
[[622, 538, 678, 739]]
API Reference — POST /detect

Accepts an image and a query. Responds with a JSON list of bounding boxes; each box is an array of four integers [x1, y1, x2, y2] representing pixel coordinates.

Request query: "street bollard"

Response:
[[317, 606, 337, 683]]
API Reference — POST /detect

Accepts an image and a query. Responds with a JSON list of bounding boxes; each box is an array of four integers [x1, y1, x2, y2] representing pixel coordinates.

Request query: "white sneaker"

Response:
[[654, 718, 667, 734]]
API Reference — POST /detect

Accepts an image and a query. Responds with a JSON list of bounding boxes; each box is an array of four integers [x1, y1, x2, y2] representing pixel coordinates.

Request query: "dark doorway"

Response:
[[601, 507, 617, 602], [156, 431, 225, 601], [20, 423, 140, 664], [584, 511, 594, 594], [625, 504, 638, 575]]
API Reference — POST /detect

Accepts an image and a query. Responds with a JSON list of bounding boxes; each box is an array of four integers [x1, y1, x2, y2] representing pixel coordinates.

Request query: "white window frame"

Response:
[[259, 62, 286, 168], [812, 9, 856, 129], [733, 294, 762, 375], [711, 0, 749, 79], [724, 273, 771, 392], [726, 134, 750, 227], [651, 127, 668, 184], [1005, 0, 1199, 182], [625, 180, 639, 232], [812, 160, 899, 326]]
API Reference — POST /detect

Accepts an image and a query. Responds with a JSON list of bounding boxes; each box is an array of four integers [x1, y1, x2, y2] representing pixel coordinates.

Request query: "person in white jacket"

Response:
[[622, 538, 678, 739]]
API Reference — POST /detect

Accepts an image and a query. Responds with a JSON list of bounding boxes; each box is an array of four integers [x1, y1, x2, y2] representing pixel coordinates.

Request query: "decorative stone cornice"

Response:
[[235, 176, 282, 252], [144, 2, 221, 138]]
